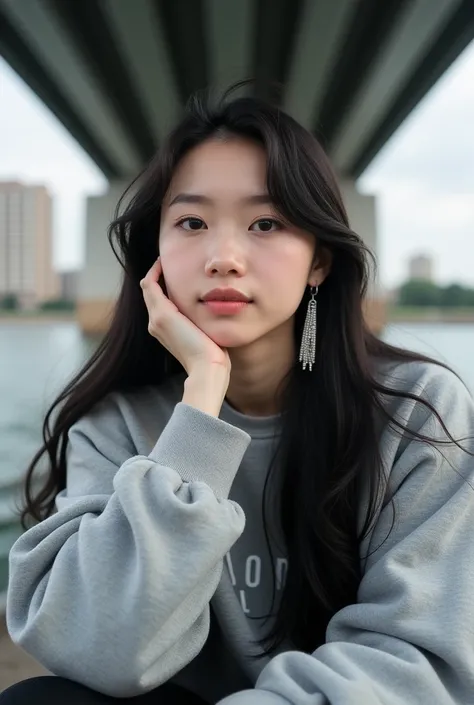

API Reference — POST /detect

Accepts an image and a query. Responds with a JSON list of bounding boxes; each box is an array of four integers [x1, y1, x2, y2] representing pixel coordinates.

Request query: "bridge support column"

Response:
[[339, 180, 385, 333], [77, 183, 127, 335]]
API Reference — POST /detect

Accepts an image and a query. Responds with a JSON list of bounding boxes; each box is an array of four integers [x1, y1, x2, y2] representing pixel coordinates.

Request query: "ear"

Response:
[[308, 246, 332, 288]]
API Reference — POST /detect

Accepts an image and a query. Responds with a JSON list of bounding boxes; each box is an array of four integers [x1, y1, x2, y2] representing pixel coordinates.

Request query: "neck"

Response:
[[225, 320, 295, 417]]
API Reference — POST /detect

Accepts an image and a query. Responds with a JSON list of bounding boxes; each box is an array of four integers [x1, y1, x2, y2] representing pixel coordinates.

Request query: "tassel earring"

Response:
[[299, 286, 318, 371]]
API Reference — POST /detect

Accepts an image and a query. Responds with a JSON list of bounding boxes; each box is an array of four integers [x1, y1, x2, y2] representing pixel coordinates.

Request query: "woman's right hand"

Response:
[[140, 258, 231, 378]]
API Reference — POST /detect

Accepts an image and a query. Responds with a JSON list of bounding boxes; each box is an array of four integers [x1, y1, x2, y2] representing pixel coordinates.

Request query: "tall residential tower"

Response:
[[0, 181, 59, 308]]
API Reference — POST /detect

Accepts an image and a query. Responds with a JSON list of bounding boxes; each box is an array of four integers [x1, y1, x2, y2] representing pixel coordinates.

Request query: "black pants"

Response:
[[0, 676, 210, 705]]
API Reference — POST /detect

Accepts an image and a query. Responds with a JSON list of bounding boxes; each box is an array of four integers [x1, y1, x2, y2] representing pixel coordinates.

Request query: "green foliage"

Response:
[[439, 284, 464, 307], [39, 299, 76, 311], [0, 293, 19, 310], [398, 279, 474, 308], [398, 280, 441, 307]]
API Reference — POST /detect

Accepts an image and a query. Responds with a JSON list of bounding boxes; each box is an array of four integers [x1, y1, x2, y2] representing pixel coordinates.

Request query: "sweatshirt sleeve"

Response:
[[217, 366, 474, 705], [7, 399, 251, 698]]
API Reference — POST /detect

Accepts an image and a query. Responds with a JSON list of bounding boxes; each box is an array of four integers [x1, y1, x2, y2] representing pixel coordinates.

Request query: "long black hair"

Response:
[[21, 84, 465, 656]]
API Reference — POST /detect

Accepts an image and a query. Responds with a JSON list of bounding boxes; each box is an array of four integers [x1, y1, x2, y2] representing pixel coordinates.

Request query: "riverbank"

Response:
[[0, 618, 48, 691], [3, 307, 474, 327], [388, 306, 474, 324], [0, 311, 76, 324]]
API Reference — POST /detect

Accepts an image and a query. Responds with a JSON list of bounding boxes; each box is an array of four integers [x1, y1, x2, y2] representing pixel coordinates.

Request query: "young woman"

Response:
[[2, 87, 474, 705]]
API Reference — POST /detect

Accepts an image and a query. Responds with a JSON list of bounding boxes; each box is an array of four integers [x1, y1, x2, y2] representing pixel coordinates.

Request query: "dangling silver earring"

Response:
[[299, 286, 318, 371]]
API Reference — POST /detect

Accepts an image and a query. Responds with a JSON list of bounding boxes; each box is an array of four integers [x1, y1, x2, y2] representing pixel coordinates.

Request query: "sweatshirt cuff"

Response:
[[217, 690, 289, 705], [148, 402, 251, 499]]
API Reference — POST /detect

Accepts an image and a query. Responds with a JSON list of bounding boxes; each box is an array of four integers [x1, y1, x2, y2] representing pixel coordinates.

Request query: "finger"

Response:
[[141, 264, 171, 329], [140, 257, 162, 290]]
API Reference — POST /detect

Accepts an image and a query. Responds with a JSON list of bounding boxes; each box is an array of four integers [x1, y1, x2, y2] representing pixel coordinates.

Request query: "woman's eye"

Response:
[[178, 217, 207, 231], [250, 219, 281, 233]]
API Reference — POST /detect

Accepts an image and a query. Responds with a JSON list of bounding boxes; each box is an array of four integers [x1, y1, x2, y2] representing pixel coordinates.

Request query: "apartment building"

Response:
[[0, 181, 59, 308]]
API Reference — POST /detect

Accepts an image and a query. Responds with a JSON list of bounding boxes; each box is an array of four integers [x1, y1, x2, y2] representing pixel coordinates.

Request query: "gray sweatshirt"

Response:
[[6, 361, 474, 704]]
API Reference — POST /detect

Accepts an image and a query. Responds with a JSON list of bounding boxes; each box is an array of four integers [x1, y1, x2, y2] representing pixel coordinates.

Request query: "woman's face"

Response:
[[159, 136, 327, 349]]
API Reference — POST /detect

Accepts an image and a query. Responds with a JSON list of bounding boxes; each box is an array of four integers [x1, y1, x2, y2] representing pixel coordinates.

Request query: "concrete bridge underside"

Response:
[[1, 0, 474, 332]]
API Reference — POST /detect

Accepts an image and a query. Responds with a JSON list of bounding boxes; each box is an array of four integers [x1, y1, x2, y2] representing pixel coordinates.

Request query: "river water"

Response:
[[1, 319, 474, 491], [1, 319, 474, 593]]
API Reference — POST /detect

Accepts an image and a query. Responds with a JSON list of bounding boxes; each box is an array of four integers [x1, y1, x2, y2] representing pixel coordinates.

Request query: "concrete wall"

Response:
[[77, 182, 127, 333], [340, 180, 378, 293], [339, 180, 384, 330]]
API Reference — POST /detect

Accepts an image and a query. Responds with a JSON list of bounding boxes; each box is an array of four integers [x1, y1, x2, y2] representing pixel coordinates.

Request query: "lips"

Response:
[[201, 288, 252, 303]]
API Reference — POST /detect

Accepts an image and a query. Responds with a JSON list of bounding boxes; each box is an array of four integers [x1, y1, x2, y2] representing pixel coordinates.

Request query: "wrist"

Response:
[[183, 364, 230, 417]]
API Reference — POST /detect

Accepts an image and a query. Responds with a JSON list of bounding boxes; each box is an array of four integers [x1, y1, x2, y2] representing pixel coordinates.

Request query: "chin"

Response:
[[190, 307, 266, 348], [206, 331, 251, 348], [201, 323, 255, 349]]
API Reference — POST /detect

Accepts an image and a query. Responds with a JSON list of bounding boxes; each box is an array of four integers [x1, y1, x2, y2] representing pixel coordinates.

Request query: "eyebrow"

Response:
[[168, 193, 272, 207]]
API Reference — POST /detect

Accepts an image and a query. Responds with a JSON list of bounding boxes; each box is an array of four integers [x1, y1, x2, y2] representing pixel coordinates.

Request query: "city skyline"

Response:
[[0, 41, 473, 288]]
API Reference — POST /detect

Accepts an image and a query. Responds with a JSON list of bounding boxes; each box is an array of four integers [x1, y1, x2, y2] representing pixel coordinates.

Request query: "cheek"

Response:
[[159, 238, 196, 306], [256, 244, 312, 300]]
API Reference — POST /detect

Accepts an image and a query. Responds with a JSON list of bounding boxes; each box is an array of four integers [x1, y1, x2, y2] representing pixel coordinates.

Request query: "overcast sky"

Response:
[[0, 40, 473, 288], [359, 40, 474, 289]]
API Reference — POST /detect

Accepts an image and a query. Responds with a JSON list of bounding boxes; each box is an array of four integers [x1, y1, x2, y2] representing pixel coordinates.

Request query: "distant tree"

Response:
[[40, 299, 76, 311], [397, 280, 474, 308], [0, 293, 19, 310], [465, 288, 474, 306], [398, 279, 441, 307], [439, 283, 468, 307]]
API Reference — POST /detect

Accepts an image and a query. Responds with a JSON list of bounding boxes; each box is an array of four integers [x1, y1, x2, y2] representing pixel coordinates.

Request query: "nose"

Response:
[[204, 229, 246, 278]]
